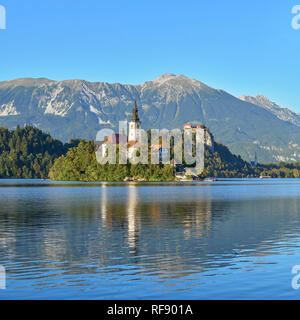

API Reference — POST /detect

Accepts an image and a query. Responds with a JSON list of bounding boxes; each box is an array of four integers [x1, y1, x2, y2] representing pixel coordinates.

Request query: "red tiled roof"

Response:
[[101, 138, 108, 145], [107, 134, 127, 144], [127, 140, 140, 148], [151, 144, 171, 151], [99, 134, 127, 146]]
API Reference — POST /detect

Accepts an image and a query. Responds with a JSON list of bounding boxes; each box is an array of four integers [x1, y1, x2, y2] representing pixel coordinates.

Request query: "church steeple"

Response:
[[128, 100, 141, 142], [131, 100, 140, 122]]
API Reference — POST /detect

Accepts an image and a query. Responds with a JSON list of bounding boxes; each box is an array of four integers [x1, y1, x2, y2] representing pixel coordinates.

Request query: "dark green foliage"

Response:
[[204, 142, 254, 178], [203, 143, 300, 178], [64, 138, 82, 150], [255, 162, 300, 178], [0, 125, 66, 179]]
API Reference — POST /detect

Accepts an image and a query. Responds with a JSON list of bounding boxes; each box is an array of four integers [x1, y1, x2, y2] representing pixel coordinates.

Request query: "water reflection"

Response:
[[101, 184, 108, 227], [0, 180, 300, 299], [127, 185, 140, 253]]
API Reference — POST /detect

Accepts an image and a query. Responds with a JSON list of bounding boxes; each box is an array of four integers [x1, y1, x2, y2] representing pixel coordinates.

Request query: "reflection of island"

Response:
[[182, 199, 213, 239], [100, 184, 141, 255]]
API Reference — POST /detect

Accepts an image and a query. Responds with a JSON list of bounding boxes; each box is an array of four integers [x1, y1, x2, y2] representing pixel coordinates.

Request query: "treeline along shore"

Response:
[[0, 126, 300, 181]]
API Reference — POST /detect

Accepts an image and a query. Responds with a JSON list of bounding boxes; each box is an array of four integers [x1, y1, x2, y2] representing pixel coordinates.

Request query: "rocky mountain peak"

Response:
[[153, 73, 177, 83], [239, 95, 300, 127], [148, 73, 211, 92], [0, 78, 55, 88], [240, 95, 274, 108]]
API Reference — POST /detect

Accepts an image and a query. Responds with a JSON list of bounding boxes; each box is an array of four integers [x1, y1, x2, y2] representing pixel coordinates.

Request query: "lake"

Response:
[[0, 179, 300, 300]]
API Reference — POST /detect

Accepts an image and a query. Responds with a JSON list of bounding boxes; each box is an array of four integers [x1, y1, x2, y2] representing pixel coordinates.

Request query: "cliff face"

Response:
[[204, 128, 214, 153], [0, 74, 300, 162]]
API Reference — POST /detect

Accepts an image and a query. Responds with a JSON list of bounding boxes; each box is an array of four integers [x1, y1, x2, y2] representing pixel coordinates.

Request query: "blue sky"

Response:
[[0, 0, 300, 111]]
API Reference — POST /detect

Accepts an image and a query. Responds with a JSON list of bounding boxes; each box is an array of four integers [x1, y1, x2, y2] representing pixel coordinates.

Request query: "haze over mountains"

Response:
[[0, 73, 299, 163]]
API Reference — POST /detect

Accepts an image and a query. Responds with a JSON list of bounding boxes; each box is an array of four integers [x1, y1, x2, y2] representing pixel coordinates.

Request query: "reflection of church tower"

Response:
[[128, 101, 141, 142], [101, 184, 108, 227], [127, 185, 140, 253]]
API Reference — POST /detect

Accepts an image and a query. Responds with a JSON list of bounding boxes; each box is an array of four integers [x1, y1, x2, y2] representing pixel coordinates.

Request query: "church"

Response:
[[127, 101, 142, 160], [98, 101, 142, 160]]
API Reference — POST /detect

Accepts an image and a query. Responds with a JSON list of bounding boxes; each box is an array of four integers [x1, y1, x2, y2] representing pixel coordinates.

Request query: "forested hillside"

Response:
[[204, 142, 254, 178], [0, 126, 299, 180], [0, 126, 67, 178]]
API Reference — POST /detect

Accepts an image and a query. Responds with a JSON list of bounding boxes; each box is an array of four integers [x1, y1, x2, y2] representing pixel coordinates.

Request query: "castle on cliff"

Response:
[[183, 123, 214, 153]]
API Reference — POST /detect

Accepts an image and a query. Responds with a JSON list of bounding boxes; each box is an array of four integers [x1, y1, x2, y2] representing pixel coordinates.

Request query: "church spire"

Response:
[[131, 100, 140, 122]]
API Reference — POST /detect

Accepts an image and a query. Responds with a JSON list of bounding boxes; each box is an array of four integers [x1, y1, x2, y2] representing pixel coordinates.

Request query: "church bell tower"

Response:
[[128, 101, 141, 142]]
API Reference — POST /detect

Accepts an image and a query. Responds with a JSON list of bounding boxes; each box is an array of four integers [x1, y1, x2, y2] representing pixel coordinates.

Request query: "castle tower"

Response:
[[128, 101, 141, 142]]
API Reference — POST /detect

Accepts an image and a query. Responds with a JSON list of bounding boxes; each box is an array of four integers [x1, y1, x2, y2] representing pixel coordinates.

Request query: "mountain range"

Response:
[[0, 73, 299, 163]]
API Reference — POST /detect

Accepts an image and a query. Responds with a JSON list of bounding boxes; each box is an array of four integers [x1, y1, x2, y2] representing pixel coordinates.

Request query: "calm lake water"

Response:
[[0, 179, 300, 300]]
